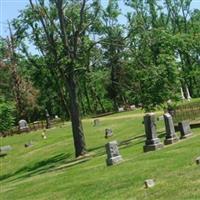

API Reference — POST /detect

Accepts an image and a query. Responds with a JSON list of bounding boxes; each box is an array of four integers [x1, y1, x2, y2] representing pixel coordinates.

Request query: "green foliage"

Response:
[[0, 99, 15, 132]]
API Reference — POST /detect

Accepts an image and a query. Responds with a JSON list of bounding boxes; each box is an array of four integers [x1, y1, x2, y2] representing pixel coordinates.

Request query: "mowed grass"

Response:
[[1, 110, 200, 200]]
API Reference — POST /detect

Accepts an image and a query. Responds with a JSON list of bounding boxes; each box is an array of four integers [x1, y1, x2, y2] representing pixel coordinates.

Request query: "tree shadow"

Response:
[[0, 153, 92, 182]]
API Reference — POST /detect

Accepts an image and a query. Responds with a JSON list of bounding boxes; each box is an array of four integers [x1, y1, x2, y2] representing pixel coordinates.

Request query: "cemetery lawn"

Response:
[[1, 109, 200, 200]]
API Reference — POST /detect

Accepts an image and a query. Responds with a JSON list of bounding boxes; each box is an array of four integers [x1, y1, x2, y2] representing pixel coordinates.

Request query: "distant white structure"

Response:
[[180, 87, 185, 100], [118, 107, 124, 112], [186, 86, 192, 101], [19, 119, 29, 132]]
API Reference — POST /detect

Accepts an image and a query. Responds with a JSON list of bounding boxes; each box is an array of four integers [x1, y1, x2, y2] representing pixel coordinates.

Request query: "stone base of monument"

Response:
[[106, 155, 123, 166], [180, 133, 192, 139], [164, 137, 179, 145], [143, 143, 163, 152]]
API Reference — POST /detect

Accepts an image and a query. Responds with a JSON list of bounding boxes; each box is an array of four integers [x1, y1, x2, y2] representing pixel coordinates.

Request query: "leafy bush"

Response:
[[0, 100, 15, 133]]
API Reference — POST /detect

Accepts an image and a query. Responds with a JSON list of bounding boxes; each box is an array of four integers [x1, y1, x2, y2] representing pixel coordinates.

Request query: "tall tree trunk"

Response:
[[67, 74, 86, 157]]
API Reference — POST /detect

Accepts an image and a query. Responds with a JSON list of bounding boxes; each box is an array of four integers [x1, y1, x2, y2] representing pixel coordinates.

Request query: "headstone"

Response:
[[178, 121, 192, 139], [93, 119, 100, 127], [163, 113, 179, 145], [143, 113, 163, 152], [144, 179, 155, 188], [24, 141, 33, 148], [105, 128, 113, 138], [0, 145, 12, 152], [196, 157, 200, 165], [118, 107, 124, 112], [130, 105, 136, 110], [105, 141, 123, 166], [19, 119, 29, 132]]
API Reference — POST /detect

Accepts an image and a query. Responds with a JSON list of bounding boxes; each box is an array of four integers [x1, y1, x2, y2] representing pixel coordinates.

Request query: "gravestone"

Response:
[[130, 105, 136, 110], [144, 179, 155, 188], [143, 113, 163, 152], [196, 157, 200, 165], [24, 141, 33, 148], [105, 141, 123, 166], [0, 145, 12, 152], [163, 113, 179, 145], [105, 128, 113, 138], [118, 107, 124, 112], [93, 119, 100, 127], [178, 121, 192, 139], [19, 119, 29, 133]]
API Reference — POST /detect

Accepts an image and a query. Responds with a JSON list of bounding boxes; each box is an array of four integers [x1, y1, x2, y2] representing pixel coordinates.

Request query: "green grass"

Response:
[[1, 110, 200, 200]]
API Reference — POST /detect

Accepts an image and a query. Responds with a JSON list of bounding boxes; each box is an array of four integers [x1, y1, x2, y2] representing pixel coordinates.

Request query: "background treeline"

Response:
[[0, 0, 200, 130]]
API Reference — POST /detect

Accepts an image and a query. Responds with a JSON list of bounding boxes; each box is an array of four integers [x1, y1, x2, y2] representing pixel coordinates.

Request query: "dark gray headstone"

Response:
[[143, 113, 163, 152], [178, 121, 192, 139], [24, 141, 33, 148], [163, 113, 179, 145], [105, 141, 123, 166], [105, 128, 113, 138], [196, 157, 200, 165], [144, 179, 155, 188]]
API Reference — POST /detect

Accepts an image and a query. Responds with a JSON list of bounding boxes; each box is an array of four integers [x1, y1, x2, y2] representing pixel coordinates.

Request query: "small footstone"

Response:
[[196, 157, 200, 165], [144, 179, 155, 188]]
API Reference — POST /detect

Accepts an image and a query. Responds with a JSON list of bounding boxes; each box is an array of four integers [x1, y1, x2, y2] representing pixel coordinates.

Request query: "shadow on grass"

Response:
[[0, 153, 91, 182]]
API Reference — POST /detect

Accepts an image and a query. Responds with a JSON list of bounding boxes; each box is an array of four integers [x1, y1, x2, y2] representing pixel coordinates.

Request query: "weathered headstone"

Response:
[[0, 145, 12, 152], [196, 157, 200, 165], [164, 113, 179, 145], [144, 179, 155, 188], [105, 128, 113, 138], [130, 105, 136, 110], [143, 113, 163, 152], [105, 141, 123, 166], [178, 121, 192, 139], [19, 119, 29, 133], [118, 107, 124, 112], [24, 141, 33, 148], [93, 119, 100, 127]]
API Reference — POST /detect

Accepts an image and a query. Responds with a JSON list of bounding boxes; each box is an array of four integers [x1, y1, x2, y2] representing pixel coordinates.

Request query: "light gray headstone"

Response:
[[118, 107, 124, 112], [105, 128, 113, 138], [163, 113, 179, 145], [105, 141, 123, 166], [178, 121, 192, 139], [19, 119, 29, 132], [0, 145, 12, 152], [144, 179, 155, 188], [143, 113, 163, 152]]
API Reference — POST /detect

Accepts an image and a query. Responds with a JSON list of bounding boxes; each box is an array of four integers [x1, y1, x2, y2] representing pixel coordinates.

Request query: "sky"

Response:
[[0, 0, 200, 37]]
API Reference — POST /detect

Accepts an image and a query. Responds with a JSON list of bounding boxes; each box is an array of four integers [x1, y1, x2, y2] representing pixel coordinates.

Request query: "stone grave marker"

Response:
[[105, 128, 113, 138], [0, 145, 12, 152], [143, 113, 163, 152], [178, 121, 192, 139], [196, 157, 200, 165], [105, 141, 123, 166], [118, 107, 124, 112], [163, 113, 179, 145], [93, 119, 100, 127], [24, 141, 33, 148], [144, 179, 155, 188], [19, 119, 29, 133]]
